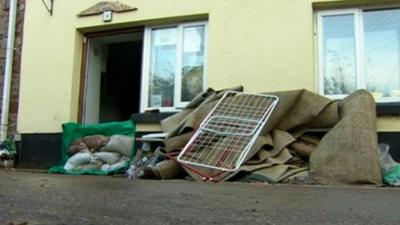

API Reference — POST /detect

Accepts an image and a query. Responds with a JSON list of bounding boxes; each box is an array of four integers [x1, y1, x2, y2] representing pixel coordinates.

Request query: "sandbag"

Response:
[[68, 140, 88, 156], [309, 90, 382, 185], [49, 120, 136, 175], [100, 135, 134, 156], [64, 151, 92, 171], [101, 156, 130, 172], [93, 152, 121, 165], [74, 158, 103, 171]]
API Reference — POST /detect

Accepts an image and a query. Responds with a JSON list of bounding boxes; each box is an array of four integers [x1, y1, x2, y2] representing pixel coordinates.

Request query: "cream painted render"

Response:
[[17, 0, 400, 133]]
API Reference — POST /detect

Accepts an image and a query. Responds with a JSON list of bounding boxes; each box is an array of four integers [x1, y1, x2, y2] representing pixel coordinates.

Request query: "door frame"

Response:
[[77, 27, 145, 123]]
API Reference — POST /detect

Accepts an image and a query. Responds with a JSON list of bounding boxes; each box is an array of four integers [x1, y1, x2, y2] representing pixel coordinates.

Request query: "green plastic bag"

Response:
[[379, 143, 400, 186], [383, 166, 400, 186], [2, 138, 16, 158], [49, 120, 136, 175]]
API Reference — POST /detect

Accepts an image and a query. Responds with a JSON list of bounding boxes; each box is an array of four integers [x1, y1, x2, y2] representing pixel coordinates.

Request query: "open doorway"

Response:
[[81, 31, 143, 124]]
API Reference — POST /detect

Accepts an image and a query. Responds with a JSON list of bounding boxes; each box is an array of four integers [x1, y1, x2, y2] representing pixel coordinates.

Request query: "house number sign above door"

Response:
[[77, 1, 137, 22]]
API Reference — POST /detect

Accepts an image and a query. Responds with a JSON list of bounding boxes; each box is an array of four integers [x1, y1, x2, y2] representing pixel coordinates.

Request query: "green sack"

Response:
[[49, 120, 136, 175], [2, 138, 16, 158], [379, 143, 400, 186], [383, 165, 400, 186]]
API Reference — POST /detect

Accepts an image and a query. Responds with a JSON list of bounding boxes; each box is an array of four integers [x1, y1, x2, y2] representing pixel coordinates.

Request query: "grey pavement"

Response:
[[0, 170, 399, 225]]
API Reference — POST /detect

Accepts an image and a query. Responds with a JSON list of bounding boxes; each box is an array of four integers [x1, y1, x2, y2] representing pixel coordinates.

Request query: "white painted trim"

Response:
[[176, 21, 209, 108], [354, 9, 365, 90], [313, 11, 320, 93], [182, 21, 209, 102], [324, 94, 351, 100], [317, 8, 358, 96], [82, 39, 91, 124], [140, 27, 151, 112], [141, 21, 208, 112], [203, 22, 209, 95], [317, 8, 358, 17], [174, 24, 184, 108], [317, 8, 400, 103], [316, 11, 325, 95]]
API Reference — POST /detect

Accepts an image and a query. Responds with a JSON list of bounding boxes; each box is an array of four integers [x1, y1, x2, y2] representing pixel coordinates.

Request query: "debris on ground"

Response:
[[155, 87, 382, 185], [47, 87, 387, 187], [0, 139, 16, 169], [176, 91, 279, 181]]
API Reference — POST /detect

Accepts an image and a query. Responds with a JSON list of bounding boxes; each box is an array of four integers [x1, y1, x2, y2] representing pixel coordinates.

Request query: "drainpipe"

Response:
[[0, 0, 18, 142]]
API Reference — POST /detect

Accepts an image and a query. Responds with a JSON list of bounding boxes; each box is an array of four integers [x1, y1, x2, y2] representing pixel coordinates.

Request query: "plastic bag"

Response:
[[379, 143, 400, 186]]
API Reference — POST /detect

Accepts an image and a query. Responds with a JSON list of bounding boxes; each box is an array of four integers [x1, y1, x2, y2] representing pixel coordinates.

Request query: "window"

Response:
[[141, 21, 208, 111], [318, 8, 400, 102]]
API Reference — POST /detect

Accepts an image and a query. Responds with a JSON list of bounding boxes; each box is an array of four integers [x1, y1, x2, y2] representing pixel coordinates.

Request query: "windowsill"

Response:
[[131, 101, 400, 124], [131, 112, 176, 124], [322, 94, 400, 115]]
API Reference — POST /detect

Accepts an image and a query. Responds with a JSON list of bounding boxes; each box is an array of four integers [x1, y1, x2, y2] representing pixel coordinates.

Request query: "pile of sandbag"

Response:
[[49, 120, 136, 175], [64, 134, 134, 173]]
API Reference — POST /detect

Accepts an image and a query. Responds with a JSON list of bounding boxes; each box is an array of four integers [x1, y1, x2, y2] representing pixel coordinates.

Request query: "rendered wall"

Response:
[[17, 0, 400, 133]]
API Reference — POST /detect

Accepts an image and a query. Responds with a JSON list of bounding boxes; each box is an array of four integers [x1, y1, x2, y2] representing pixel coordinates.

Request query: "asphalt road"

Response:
[[0, 170, 400, 225]]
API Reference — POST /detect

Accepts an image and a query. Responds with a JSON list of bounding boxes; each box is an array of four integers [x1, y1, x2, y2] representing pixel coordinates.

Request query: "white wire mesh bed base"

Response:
[[177, 91, 279, 172]]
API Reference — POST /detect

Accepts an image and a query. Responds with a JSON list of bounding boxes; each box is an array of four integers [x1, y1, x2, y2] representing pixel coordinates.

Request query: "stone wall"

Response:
[[0, 0, 25, 138]]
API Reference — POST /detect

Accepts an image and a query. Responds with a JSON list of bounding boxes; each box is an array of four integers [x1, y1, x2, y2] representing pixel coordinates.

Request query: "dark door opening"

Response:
[[82, 31, 143, 124]]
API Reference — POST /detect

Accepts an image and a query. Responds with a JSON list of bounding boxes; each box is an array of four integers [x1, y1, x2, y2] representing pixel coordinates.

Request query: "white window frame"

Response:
[[140, 21, 208, 112], [317, 7, 400, 103]]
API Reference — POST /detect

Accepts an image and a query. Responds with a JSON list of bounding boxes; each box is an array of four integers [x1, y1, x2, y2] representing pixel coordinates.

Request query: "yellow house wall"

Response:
[[18, 0, 400, 133]]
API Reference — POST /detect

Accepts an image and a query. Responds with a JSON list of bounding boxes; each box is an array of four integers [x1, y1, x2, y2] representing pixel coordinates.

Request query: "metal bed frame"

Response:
[[177, 91, 279, 175]]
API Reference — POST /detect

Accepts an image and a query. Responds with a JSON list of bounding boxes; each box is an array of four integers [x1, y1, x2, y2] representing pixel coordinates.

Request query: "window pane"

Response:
[[148, 27, 177, 107], [322, 14, 357, 95], [364, 9, 400, 99], [181, 25, 205, 102]]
